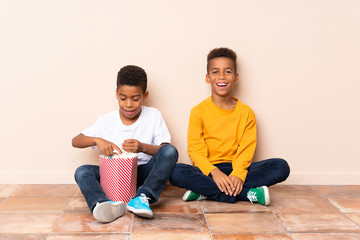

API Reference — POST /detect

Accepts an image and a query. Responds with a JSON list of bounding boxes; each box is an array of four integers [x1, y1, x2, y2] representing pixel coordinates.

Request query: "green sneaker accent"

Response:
[[182, 190, 207, 201], [247, 186, 270, 206]]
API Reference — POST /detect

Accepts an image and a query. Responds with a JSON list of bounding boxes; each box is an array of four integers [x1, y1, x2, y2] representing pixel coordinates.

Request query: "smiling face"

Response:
[[116, 85, 148, 125], [206, 57, 238, 98]]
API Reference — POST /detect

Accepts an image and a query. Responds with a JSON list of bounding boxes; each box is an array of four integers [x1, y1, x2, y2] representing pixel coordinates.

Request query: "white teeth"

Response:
[[217, 83, 227, 86]]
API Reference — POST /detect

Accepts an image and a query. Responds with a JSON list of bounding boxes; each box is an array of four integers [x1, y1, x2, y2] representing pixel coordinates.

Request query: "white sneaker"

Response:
[[93, 201, 126, 223]]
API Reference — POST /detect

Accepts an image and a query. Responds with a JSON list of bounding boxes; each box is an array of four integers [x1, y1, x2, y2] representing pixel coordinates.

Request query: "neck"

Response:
[[119, 110, 141, 126], [211, 95, 237, 110]]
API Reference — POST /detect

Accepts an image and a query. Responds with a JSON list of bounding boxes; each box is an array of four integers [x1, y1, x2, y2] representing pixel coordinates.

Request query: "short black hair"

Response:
[[207, 47, 237, 73], [117, 65, 147, 93]]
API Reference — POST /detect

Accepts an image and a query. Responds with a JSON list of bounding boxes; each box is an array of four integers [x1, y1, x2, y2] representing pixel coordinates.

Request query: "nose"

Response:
[[125, 99, 132, 107], [219, 71, 225, 79]]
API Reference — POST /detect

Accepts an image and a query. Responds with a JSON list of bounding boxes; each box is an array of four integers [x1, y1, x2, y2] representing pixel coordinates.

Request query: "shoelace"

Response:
[[197, 194, 207, 200], [247, 191, 258, 204], [140, 193, 150, 206]]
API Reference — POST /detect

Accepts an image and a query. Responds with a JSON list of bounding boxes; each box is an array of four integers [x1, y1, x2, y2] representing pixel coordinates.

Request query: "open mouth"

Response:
[[216, 83, 228, 88]]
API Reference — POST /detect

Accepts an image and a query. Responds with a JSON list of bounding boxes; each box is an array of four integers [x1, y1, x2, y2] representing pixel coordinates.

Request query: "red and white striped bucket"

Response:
[[99, 153, 138, 203]]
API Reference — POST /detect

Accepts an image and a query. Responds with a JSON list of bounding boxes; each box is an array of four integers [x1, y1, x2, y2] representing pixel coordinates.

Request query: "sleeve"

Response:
[[187, 108, 217, 176], [81, 123, 97, 137], [81, 117, 101, 150], [230, 109, 257, 182], [153, 110, 171, 145]]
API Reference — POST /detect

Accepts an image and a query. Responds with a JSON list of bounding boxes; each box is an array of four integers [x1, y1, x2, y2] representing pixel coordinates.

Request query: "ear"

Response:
[[234, 73, 239, 83], [205, 73, 210, 84], [115, 88, 120, 100], [143, 91, 149, 102]]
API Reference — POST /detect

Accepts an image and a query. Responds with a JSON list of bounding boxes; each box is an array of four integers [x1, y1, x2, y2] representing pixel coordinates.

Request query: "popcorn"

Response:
[[99, 153, 138, 203]]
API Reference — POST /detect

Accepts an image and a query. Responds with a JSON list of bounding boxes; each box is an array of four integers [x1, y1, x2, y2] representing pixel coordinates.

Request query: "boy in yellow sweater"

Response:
[[169, 47, 290, 205]]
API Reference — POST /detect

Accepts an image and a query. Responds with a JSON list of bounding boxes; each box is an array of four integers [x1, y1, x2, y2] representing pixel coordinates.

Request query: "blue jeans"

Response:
[[75, 144, 178, 212], [169, 158, 290, 203]]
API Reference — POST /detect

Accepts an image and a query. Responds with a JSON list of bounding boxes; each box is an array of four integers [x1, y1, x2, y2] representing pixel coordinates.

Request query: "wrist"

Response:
[[210, 168, 220, 176], [93, 137, 102, 146], [139, 142, 144, 153]]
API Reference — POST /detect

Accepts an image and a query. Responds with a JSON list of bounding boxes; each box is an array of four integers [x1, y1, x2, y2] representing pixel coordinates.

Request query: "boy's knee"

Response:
[[276, 158, 290, 179], [159, 144, 178, 163], [74, 165, 91, 182]]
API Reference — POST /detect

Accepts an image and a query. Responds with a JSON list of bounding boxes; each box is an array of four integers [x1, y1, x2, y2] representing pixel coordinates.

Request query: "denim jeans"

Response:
[[74, 144, 178, 212], [169, 158, 290, 203]]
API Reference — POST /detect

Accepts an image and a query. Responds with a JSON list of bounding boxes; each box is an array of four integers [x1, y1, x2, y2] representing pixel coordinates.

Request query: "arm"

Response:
[[122, 139, 168, 155], [72, 134, 97, 148], [187, 109, 217, 175], [230, 109, 257, 184], [223, 109, 256, 196], [72, 133, 122, 156]]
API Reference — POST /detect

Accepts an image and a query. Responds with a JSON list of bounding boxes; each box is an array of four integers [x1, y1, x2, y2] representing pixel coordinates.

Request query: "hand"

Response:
[[229, 175, 243, 196], [210, 168, 235, 196], [122, 139, 143, 153], [95, 138, 122, 156]]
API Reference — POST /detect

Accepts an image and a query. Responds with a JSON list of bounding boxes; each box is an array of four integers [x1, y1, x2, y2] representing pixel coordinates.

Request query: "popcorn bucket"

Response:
[[99, 153, 138, 203]]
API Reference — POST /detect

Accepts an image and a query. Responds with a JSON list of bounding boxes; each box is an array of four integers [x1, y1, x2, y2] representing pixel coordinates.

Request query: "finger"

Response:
[[220, 181, 229, 195], [123, 139, 135, 144], [235, 181, 243, 196], [102, 147, 108, 156], [127, 148, 136, 153], [234, 183, 241, 196], [219, 181, 228, 195], [224, 178, 234, 196], [122, 141, 135, 148], [109, 146, 115, 156], [225, 182, 234, 196], [113, 144, 122, 154], [228, 177, 237, 192], [123, 145, 136, 153], [229, 178, 235, 190], [229, 176, 240, 196], [214, 180, 225, 193], [104, 147, 111, 156]]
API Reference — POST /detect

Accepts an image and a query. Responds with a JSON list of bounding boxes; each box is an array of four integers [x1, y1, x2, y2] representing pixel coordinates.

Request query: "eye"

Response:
[[226, 70, 232, 74], [120, 97, 126, 101], [133, 98, 140, 102], [212, 70, 218, 74]]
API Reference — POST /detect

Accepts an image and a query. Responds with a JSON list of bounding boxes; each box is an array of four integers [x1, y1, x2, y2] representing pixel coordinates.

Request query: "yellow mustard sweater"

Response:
[[187, 97, 257, 182]]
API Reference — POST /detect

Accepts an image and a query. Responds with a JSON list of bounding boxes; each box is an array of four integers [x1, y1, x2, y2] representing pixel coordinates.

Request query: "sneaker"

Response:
[[126, 193, 153, 218], [247, 186, 270, 206], [182, 190, 207, 202], [93, 201, 126, 223]]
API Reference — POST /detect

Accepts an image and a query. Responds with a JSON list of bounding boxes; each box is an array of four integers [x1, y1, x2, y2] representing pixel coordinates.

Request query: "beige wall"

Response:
[[1, 0, 359, 184]]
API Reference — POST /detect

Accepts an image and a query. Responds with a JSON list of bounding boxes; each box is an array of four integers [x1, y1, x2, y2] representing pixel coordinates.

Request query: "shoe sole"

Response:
[[93, 201, 126, 223], [263, 186, 270, 206], [182, 190, 192, 201], [127, 205, 153, 218]]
